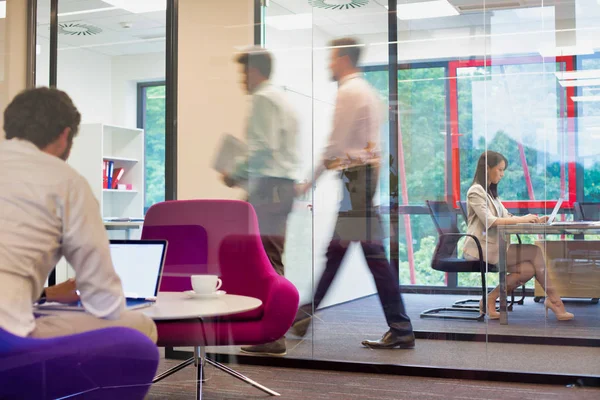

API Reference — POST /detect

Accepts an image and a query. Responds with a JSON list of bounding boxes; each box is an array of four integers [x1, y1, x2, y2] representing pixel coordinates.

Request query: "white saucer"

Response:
[[184, 290, 226, 299]]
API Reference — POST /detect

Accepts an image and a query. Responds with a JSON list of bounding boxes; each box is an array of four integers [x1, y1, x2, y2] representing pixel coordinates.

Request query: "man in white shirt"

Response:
[[293, 38, 415, 349], [0, 87, 157, 342], [223, 47, 299, 356]]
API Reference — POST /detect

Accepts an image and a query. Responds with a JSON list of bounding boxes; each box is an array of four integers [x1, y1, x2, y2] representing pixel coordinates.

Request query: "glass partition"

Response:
[[27, 0, 600, 391], [254, 0, 600, 380], [54, 0, 167, 239]]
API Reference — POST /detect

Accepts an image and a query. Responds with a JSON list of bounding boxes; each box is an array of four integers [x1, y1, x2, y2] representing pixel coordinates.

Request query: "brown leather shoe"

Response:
[[240, 338, 287, 356], [361, 330, 415, 349]]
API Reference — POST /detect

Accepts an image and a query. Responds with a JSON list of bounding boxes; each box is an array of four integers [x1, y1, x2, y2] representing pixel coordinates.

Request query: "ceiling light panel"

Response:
[[558, 78, 600, 88], [396, 0, 459, 20], [265, 13, 313, 30], [102, 0, 166, 14], [58, 6, 118, 17], [572, 95, 600, 102], [556, 69, 600, 80]]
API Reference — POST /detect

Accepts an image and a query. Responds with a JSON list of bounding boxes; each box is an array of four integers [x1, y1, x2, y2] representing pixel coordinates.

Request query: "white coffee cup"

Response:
[[191, 275, 222, 294]]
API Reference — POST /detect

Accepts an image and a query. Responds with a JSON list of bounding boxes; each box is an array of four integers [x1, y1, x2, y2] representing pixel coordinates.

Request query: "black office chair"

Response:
[[457, 200, 526, 311], [420, 200, 493, 321], [573, 202, 600, 221]]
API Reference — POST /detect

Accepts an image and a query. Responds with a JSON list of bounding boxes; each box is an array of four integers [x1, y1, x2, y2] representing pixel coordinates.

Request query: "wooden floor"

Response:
[[147, 358, 600, 400]]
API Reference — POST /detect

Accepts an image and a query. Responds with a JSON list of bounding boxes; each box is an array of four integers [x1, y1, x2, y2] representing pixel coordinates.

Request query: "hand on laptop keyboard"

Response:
[[518, 214, 541, 223], [45, 278, 80, 304]]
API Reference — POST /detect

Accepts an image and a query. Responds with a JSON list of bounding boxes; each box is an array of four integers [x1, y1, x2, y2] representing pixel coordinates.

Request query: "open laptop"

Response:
[[37, 240, 167, 312], [517, 198, 600, 226]]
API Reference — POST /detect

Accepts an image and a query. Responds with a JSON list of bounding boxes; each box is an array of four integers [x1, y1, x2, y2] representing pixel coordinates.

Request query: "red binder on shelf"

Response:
[[102, 161, 108, 189], [112, 168, 125, 189]]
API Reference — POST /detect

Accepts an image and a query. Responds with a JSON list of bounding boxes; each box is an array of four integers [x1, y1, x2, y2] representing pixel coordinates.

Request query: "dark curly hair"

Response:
[[4, 87, 81, 149]]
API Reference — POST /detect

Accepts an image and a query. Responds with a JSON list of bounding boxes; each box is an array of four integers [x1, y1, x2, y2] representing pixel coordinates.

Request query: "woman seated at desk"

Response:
[[462, 151, 573, 321]]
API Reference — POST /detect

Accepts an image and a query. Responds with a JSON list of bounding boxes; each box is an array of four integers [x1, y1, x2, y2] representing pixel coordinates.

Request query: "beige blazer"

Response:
[[462, 184, 511, 265]]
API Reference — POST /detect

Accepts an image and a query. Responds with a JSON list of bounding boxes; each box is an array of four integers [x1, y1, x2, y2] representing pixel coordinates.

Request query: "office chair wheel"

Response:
[[533, 297, 543, 303], [592, 298, 599, 304]]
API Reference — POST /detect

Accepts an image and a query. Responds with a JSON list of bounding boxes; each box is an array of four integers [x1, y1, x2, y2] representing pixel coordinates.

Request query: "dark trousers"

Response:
[[301, 165, 412, 334], [248, 177, 295, 276]]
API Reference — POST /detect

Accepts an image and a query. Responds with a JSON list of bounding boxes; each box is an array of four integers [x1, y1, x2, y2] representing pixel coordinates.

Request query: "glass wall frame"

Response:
[[31, 0, 178, 285]]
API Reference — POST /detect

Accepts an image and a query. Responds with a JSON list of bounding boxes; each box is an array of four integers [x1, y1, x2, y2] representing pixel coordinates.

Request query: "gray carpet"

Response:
[[197, 293, 600, 377], [147, 359, 600, 399], [333, 293, 600, 340]]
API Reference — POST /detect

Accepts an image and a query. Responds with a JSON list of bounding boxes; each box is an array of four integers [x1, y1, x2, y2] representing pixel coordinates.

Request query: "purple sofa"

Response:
[[0, 327, 159, 400]]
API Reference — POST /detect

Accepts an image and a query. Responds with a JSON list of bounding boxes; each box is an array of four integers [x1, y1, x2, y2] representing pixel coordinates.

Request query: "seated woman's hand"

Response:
[[517, 214, 539, 223], [538, 215, 550, 223]]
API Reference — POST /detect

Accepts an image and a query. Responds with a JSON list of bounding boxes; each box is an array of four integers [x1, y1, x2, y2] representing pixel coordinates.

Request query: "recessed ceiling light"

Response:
[[265, 14, 312, 31], [386, 0, 459, 20], [58, 6, 118, 17], [102, 0, 165, 14]]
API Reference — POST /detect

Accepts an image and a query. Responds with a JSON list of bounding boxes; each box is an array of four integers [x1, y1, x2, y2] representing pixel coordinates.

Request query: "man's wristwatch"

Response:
[[38, 289, 47, 304]]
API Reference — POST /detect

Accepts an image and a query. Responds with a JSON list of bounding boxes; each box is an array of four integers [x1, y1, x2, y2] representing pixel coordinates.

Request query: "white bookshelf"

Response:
[[68, 123, 145, 220], [52, 124, 145, 282]]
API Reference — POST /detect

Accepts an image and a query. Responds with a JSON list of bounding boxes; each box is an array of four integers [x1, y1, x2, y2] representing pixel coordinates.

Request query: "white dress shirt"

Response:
[[231, 81, 299, 182], [323, 73, 383, 169], [0, 139, 125, 337]]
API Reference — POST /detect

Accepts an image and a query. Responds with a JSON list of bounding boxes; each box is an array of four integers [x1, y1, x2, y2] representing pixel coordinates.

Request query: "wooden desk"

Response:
[[497, 224, 600, 325], [533, 240, 600, 303]]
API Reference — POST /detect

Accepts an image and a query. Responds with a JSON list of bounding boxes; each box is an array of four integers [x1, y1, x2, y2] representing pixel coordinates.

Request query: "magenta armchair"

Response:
[[142, 200, 299, 398]]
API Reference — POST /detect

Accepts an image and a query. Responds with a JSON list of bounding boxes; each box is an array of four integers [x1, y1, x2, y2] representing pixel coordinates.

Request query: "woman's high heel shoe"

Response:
[[479, 298, 500, 320], [544, 298, 574, 321]]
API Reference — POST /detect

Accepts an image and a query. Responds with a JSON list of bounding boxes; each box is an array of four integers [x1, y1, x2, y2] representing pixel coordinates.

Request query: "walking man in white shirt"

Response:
[[0, 87, 157, 342], [293, 38, 415, 349], [222, 47, 299, 356]]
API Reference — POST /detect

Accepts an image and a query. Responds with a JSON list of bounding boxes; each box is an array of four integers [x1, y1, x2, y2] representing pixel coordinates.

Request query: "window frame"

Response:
[[137, 81, 167, 213], [449, 55, 577, 210], [365, 54, 583, 291]]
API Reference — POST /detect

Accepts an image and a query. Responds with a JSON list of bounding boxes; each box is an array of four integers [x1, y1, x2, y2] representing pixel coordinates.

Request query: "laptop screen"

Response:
[[547, 197, 564, 224], [109, 240, 167, 299]]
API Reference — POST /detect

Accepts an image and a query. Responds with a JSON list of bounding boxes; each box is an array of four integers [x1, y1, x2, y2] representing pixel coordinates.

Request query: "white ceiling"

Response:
[[269, 0, 584, 38], [35, 0, 592, 57], [36, 0, 166, 56]]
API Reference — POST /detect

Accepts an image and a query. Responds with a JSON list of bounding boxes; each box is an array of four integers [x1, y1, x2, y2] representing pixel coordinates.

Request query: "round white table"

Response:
[[146, 292, 274, 398], [142, 291, 262, 321]]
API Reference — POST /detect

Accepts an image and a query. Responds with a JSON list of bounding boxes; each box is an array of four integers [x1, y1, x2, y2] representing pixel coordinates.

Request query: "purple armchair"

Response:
[[0, 327, 159, 400], [142, 199, 299, 398]]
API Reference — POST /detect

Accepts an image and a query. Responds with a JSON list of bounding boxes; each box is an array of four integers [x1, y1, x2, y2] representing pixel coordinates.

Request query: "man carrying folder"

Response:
[[222, 47, 299, 356]]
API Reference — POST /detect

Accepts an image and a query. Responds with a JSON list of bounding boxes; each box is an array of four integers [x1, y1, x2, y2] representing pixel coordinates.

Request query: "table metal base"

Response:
[[153, 346, 280, 399]]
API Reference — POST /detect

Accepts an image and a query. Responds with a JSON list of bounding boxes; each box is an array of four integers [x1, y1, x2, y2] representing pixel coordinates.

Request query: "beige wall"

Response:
[[177, 0, 253, 200], [0, 0, 29, 139]]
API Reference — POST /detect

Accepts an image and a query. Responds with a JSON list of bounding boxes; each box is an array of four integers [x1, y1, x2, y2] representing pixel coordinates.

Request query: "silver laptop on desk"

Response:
[[37, 240, 167, 312], [516, 198, 600, 226], [517, 198, 563, 226]]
